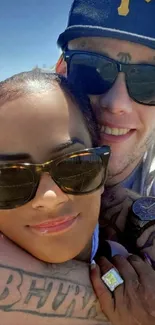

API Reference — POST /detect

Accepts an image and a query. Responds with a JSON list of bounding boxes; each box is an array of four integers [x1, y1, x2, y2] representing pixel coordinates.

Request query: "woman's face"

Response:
[[0, 85, 102, 263]]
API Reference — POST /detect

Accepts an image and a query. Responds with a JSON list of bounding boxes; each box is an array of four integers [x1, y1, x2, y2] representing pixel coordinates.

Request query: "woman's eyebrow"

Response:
[[0, 138, 86, 163], [51, 138, 85, 154]]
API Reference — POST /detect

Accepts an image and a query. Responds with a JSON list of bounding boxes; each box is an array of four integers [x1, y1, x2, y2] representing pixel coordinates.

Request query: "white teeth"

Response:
[[104, 126, 111, 135], [101, 126, 130, 136]]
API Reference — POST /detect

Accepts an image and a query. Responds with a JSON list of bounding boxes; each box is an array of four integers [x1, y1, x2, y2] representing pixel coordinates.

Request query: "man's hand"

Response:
[[90, 255, 155, 325], [100, 184, 140, 241]]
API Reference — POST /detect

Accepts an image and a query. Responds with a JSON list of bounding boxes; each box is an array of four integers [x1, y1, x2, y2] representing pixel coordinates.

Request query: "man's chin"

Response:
[[106, 158, 130, 185]]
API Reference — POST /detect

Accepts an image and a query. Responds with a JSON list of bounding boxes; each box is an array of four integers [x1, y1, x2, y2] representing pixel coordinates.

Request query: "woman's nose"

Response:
[[32, 173, 69, 211]]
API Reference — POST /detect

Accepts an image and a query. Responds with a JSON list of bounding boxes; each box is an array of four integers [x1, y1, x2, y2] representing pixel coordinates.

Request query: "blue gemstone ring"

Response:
[[101, 268, 124, 292]]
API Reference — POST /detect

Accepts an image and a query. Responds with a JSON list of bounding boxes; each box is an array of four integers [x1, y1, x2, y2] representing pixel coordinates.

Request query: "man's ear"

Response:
[[56, 54, 67, 76]]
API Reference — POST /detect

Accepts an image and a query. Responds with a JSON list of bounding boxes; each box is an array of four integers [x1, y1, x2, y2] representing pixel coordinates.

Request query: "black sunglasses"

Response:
[[64, 50, 155, 106], [0, 146, 110, 209]]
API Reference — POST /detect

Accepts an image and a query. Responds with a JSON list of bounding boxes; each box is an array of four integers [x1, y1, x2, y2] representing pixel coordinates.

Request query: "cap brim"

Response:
[[57, 26, 155, 50]]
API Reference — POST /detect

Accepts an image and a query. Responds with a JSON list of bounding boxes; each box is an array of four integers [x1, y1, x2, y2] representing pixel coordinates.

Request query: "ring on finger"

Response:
[[101, 267, 124, 292]]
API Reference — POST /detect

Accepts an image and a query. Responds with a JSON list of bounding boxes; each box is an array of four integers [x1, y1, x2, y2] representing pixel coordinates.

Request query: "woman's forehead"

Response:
[[0, 87, 82, 125], [0, 89, 92, 160]]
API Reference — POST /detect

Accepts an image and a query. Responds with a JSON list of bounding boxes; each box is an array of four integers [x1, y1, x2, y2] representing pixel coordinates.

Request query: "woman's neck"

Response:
[[75, 239, 92, 263]]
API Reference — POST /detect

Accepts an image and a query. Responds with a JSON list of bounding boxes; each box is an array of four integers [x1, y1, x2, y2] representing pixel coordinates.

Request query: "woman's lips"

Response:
[[28, 216, 78, 235]]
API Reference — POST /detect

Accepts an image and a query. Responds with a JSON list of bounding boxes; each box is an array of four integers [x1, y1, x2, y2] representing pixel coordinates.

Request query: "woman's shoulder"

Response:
[[0, 234, 108, 325]]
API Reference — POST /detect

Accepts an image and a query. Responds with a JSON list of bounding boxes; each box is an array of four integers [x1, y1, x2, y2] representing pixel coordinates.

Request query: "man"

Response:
[[56, 0, 155, 266], [56, 0, 155, 195]]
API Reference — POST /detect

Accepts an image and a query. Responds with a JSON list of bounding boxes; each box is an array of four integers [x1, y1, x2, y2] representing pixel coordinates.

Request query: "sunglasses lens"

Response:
[[68, 53, 117, 95], [68, 52, 155, 105], [0, 166, 34, 209], [127, 65, 155, 105], [54, 152, 106, 194]]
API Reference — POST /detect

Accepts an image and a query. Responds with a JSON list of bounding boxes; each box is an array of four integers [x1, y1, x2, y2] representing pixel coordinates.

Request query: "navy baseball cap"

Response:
[[57, 0, 155, 50]]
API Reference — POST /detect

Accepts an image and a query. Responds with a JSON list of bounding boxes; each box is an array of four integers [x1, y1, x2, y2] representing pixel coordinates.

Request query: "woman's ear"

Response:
[[56, 54, 67, 76]]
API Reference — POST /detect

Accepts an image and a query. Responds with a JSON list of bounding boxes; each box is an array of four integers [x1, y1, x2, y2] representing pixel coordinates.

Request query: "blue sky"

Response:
[[0, 0, 73, 80]]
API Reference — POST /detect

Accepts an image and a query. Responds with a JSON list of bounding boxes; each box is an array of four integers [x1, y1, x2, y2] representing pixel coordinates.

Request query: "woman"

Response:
[[0, 70, 112, 325], [0, 71, 111, 264], [0, 71, 154, 325]]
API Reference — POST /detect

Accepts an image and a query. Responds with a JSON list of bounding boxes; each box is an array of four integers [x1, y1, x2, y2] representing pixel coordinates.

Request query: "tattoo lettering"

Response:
[[0, 264, 106, 322], [117, 52, 132, 64]]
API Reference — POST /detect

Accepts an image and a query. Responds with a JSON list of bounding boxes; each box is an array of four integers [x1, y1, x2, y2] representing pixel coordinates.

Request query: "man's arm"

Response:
[[100, 184, 141, 242], [0, 235, 109, 325]]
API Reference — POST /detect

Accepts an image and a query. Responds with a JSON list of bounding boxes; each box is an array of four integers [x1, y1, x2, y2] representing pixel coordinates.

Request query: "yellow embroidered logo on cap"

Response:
[[118, 0, 152, 16]]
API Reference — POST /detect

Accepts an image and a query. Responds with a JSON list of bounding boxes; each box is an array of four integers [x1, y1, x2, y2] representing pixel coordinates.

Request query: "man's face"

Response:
[[68, 37, 155, 184]]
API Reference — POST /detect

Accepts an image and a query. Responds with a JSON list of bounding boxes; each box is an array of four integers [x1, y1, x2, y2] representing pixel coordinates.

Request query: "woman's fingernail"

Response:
[[91, 260, 96, 270]]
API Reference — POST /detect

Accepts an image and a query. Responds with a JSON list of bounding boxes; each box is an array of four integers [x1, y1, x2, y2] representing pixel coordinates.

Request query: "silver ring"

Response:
[[101, 268, 124, 292]]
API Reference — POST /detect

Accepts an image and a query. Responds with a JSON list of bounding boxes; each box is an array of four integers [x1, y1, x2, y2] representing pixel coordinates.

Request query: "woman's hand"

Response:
[[90, 255, 155, 325]]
